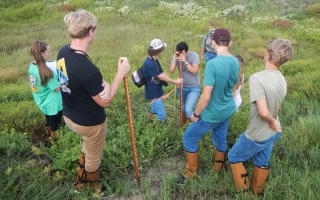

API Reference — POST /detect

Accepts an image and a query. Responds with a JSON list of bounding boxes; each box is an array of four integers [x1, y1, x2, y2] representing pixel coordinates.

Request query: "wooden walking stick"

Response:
[[123, 75, 140, 187], [179, 61, 183, 127]]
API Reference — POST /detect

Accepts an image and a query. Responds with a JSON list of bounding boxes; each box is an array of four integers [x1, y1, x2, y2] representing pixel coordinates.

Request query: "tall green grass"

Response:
[[1, 0, 320, 199]]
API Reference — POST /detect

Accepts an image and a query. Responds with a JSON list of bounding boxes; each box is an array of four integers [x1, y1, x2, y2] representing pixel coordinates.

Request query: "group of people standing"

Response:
[[28, 8, 293, 198]]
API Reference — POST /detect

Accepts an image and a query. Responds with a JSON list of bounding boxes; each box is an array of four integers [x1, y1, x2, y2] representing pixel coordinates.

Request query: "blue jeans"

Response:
[[228, 133, 281, 167], [151, 99, 166, 121], [176, 86, 200, 118], [183, 117, 230, 153], [205, 52, 217, 62]]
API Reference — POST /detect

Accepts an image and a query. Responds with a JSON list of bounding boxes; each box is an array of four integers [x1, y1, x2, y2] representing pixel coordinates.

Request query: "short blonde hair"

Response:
[[64, 9, 97, 39], [267, 39, 293, 67]]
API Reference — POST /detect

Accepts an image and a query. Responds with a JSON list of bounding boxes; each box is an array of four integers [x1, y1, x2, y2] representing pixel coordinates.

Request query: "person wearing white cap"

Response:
[[142, 39, 183, 122]]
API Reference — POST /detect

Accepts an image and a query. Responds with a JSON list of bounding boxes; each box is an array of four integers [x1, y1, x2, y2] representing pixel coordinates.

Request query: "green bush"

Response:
[[1, 2, 44, 22], [0, 129, 30, 157], [0, 84, 32, 103], [298, 71, 320, 102], [0, 101, 44, 134], [69, 0, 96, 9], [305, 3, 320, 17], [281, 59, 319, 77]]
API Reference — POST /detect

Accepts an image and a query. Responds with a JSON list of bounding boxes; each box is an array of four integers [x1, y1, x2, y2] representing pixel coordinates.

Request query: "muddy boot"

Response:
[[182, 112, 187, 125], [177, 151, 198, 185], [252, 165, 269, 196], [213, 150, 226, 172], [230, 162, 249, 193], [50, 130, 58, 142], [44, 126, 51, 147], [149, 112, 155, 123], [85, 168, 115, 198], [75, 152, 86, 189]]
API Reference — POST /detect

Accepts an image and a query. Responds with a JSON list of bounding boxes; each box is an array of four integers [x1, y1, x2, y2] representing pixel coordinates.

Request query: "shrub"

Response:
[[0, 101, 44, 134], [69, 0, 95, 9], [0, 84, 32, 103], [281, 59, 319, 77], [0, 129, 30, 157], [1, 2, 44, 22], [298, 71, 320, 102], [305, 3, 320, 18], [271, 19, 294, 29]]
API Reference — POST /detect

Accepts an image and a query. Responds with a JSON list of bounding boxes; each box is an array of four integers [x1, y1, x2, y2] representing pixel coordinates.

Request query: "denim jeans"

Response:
[[176, 86, 200, 118], [151, 98, 166, 121], [228, 133, 281, 167], [183, 117, 230, 153], [205, 52, 217, 62]]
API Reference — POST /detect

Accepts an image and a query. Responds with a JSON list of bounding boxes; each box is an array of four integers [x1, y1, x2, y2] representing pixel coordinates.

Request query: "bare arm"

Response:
[[191, 85, 213, 122], [54, 87, 60, 92], [92, 57, 130, 108], [256, 98, 282, 132], [168, 53, 178, 75], [201, 47, 205, 61], [157, 72, 182, 85]]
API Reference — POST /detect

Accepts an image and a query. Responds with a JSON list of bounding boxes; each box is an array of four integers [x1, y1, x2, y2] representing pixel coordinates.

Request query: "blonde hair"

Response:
[[64, 9, 97, 39], [267, 39, 293, 67]]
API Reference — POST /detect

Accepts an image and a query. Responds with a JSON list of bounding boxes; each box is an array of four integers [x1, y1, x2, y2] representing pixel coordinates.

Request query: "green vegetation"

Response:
[[1, 0, 319, 199]]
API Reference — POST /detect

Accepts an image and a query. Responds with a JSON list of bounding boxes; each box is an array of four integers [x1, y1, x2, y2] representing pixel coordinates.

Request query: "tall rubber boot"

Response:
[[252, 165, 269, 196], [85, 168, 115, 198], [44, 126, 51, 147], [182, 112, 187, 125], [75, 152, 86, 188], [230, 162, 249, 193], [177, 151, 199, 184], [50, 130, 58, 141], [149, 112, 155, 123], [45, 126, 50, 137], [213, 150, 226, 172], [184, 151, 199, 178]]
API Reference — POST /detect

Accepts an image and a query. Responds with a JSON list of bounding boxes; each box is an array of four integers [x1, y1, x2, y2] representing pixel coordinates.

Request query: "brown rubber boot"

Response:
[[252, 165, 269, 196], [149, 112, 155, 123], [50, 130, 58, 141], [230, 162, 249, 193], [177, 151, 199, 184], [213, 150, 226, 172], [184, 151, 199, 178], [75, 152, 86, 188], [45, 126, 50, 137], [85, 168, 104, 190], [182, 112, 187, 125]]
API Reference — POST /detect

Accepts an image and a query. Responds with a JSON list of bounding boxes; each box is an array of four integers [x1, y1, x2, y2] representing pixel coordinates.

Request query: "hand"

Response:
[[117, 57, 130, 77], [201, 55, 204, 61], [269, 119, 282, 132], [99, 80, 110, 100], [177, 54, 186, 63], [191, 113, 199, 123], [173, 52, 180, 60], [175, 78, 183, 86]]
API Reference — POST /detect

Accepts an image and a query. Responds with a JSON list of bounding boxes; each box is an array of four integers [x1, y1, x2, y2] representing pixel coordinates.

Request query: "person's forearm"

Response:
[[158, 73, 177, 84], [168, 61, 176, 75], [103, 73, 124, 106], [194, 95, 209, 116]]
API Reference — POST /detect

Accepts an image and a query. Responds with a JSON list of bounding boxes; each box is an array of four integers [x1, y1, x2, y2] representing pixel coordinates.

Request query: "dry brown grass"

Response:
[[272, 19, 294, 29], [0, 68, 23, 84], [60, 5, 75, 12]]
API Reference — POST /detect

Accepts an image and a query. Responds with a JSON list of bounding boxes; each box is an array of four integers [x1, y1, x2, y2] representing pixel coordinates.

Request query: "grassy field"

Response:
[[1, 0, 320, 199]]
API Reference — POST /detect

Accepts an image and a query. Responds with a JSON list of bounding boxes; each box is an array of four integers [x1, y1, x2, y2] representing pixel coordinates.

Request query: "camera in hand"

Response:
[[160, 80, 168, 87]]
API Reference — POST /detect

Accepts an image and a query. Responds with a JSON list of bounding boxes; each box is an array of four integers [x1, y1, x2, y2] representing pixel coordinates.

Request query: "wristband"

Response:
[[193, 112, 200, 117]]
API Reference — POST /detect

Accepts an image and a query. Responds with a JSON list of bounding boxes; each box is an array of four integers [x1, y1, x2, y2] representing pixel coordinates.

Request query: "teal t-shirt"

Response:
[[201, 55, 239, 123], [28, 63, 63, 115]]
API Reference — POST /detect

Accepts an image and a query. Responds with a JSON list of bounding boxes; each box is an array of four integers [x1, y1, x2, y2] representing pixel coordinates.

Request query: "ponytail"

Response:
[[31, 40, 52, 86]]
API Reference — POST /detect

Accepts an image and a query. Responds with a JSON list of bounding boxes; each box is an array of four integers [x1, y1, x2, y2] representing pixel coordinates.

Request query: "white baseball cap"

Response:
[[150, 39, 167, 50]]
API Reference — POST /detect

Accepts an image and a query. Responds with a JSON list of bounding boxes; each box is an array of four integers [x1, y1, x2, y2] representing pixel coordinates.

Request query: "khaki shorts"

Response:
[[64, 116, 107, 172]]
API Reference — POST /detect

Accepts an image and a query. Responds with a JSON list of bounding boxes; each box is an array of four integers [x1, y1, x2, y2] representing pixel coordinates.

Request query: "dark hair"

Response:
[[234, 55, 244, 86], [30, 40, 52, 86], [147, 46, 164, 56], [234, 55, 244, 63], [176, 42, 188, 52], [215, 39, 229, 46]]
